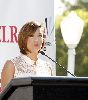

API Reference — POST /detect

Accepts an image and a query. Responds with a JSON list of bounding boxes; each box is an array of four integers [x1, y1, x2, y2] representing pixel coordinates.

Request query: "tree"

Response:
[[55, 0, 88, 76]]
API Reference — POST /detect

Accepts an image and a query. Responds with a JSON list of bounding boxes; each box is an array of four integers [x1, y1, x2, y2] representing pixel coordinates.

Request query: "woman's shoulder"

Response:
[[4, 60, 14, 66], [2, 55, 21, 70], [10, 55, 22, 64], [11, 55, 21, 60], [2, 60, 15, 76]]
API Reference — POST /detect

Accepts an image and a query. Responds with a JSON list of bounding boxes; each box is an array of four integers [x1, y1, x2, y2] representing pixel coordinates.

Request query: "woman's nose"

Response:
[[34, 37, 39, 41]]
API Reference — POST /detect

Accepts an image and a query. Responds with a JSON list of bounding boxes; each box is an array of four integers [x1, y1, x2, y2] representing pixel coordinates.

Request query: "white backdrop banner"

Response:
[[0, 0, 56, 78]]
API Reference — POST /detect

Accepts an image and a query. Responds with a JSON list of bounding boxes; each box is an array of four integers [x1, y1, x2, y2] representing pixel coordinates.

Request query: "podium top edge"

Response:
[[1, 76, 88, 99]]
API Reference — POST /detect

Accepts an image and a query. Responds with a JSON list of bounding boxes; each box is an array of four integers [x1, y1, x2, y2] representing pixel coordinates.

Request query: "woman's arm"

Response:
[[1, 60, 15, 90]]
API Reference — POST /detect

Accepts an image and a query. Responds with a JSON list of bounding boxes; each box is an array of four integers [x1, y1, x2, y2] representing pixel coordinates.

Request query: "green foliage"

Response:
[[75, 9, 88, 76], [55, 15, 68, 76], [77, 0, 88, 10]]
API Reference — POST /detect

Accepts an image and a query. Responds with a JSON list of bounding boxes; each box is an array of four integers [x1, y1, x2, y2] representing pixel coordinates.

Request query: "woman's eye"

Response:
[[29, 35, 34, 37], [38, 34, 42, 37]]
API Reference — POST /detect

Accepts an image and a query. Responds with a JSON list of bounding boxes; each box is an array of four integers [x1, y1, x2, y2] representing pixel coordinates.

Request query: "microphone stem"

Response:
[[45, 55, 76, 77]]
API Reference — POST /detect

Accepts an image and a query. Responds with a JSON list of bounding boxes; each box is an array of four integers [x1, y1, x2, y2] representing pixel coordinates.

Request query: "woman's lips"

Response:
[[34, 44, 38, 47]]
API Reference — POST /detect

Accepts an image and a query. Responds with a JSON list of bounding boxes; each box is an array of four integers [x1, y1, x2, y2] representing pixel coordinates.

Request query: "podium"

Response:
[[0, 77, 88, 100]]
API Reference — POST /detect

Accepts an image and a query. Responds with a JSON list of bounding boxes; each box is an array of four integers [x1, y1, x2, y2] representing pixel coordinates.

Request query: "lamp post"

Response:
[[60, 11, 84, 77]]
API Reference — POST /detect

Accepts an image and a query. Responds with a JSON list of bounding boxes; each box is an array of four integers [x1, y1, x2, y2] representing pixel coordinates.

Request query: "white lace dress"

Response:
[[11, 54, 52, 78]]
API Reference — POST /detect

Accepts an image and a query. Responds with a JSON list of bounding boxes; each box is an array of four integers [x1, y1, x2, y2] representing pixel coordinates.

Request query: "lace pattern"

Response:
[[11, 54, 52, 78]]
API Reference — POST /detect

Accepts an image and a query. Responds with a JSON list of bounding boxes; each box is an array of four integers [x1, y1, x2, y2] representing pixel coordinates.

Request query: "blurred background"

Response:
[[55, 0, 88, 77]]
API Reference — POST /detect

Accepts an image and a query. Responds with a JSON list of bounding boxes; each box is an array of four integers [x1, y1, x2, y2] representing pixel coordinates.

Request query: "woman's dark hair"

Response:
[[18, 21, 45, 55]]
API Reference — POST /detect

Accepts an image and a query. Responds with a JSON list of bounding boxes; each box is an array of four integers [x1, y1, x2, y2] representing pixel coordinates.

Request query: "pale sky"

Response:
[[54, 0, 66, 17], [54, 0, 77, 17]]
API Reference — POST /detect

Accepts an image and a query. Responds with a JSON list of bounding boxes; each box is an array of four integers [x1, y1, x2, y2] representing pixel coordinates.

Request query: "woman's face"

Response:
[[27, 27, 44, 54]]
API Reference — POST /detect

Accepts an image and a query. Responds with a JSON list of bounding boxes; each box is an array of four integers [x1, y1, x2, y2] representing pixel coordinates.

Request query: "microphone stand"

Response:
[[40, 51, 76, 77]]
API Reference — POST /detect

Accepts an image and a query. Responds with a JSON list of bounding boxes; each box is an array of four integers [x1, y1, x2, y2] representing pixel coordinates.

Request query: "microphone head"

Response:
[[39, 51, 45, 55]]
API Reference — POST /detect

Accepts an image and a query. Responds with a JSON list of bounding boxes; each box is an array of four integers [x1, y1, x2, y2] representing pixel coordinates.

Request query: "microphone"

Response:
[[40, 51, 76, 77]]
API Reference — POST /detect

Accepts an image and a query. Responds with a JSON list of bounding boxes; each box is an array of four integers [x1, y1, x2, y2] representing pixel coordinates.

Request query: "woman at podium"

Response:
[[1, 21, 53, 90]]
